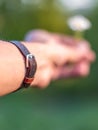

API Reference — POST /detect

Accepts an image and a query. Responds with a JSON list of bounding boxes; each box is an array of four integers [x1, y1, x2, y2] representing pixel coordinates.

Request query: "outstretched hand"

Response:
[[24, 30, 95, 88]]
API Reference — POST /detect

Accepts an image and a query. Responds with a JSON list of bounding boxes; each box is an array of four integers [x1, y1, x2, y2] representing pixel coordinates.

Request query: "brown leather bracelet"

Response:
[[9, 41, 37, 90]]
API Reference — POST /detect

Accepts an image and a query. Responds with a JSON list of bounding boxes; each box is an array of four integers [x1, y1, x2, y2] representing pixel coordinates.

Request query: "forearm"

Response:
[[0, 40, 38, 96]]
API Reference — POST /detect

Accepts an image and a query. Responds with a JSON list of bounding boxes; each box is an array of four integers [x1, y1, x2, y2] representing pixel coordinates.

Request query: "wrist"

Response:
[[0, 40, 26, 95], [9, 41, 37, 90], [0, 41, 38, 95]]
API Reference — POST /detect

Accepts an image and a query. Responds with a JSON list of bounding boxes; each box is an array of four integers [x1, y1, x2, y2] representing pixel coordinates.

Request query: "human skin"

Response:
[[0, 40, 95, 96], [24, 30, 95, 80]]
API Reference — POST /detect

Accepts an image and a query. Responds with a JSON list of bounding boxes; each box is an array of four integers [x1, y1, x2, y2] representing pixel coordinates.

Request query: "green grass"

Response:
[[0, 88, 98, 130]]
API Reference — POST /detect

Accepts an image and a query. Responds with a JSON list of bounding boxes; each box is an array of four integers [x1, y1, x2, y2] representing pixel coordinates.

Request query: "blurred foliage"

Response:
[[0, 0, 69, 40], [0, 0, 98, 130]]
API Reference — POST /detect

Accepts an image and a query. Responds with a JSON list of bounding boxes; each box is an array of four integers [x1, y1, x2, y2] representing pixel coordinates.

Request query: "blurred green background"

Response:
[[0, 0, 98, 130]]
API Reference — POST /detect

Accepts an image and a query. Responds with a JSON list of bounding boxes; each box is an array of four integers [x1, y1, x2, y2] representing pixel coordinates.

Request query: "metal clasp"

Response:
[[26, 54, 33, 68]]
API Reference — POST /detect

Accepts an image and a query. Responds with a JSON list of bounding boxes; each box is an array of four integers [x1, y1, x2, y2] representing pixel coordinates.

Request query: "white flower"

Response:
[[67, 15, 92, 31]]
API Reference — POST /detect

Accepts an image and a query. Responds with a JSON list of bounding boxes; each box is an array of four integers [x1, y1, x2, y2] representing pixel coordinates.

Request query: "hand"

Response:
[[28, 40, 95, 88], [24, 30, 95, 88]]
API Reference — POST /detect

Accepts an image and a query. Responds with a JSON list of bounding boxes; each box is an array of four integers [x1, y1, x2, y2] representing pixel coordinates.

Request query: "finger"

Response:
[[76, 42, 96, 62], [52, 61, 90, 80], [52, 34, 96, 62], [46, 34, 95, 62], [52, 34, 77, 46], [48, 40, 96, 66]]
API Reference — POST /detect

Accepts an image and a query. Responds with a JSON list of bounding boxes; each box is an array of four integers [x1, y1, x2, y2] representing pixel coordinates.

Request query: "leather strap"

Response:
[[9, 41, 37, 89]]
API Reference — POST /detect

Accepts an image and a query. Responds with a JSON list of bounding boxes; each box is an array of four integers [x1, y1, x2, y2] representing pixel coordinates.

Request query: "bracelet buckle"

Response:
[[26, 54, 34, 68]]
